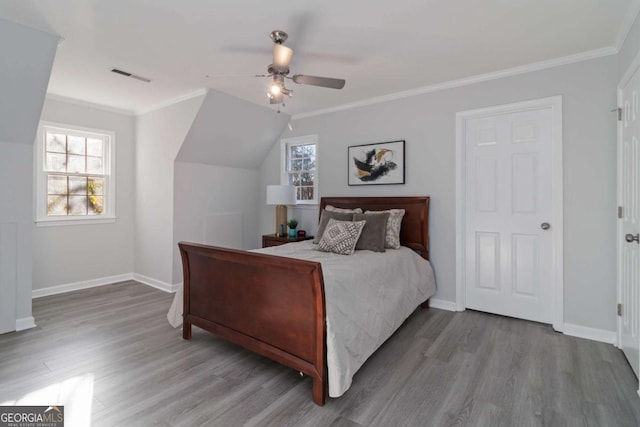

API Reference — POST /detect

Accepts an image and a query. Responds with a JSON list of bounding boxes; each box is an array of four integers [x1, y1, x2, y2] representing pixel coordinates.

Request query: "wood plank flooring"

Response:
[[1, 281, 638, 426]]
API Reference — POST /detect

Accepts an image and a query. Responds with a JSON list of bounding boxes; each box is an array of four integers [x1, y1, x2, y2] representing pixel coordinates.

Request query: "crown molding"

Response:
[[46, 88, 208, 117], [45, 93, 136, 116], [135, 88, 207, 116], [614, 0, 640, 51], [292, 46, 617, 120]]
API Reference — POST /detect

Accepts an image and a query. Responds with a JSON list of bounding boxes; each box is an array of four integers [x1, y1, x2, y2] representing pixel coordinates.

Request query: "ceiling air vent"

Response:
[[110, 68, 151, 83]]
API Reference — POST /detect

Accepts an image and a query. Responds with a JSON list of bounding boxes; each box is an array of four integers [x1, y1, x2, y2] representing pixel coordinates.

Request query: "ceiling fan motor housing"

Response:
[[267, 64, 289, 76]]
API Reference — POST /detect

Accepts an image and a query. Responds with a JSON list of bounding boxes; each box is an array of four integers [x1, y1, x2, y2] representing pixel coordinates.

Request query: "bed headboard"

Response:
[[319, 196, 430, 260]]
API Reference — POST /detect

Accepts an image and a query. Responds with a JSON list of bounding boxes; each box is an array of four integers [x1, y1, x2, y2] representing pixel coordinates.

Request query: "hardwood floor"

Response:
[[1, 281, 638, 426]]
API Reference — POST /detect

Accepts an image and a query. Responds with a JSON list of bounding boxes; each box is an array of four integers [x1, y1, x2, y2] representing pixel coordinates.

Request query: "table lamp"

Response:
[[266, 185, 296, 237]]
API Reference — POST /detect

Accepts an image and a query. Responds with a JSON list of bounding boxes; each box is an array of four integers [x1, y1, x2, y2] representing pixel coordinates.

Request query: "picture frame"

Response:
[[348, 140, 405, 186]]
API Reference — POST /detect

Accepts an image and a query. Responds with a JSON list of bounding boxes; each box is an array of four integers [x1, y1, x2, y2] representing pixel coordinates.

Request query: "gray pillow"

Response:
[[325, 205, 363, 214], [353, 212, 389, 252], [313, 210, 354, 244], [364, 209, 405, 249]]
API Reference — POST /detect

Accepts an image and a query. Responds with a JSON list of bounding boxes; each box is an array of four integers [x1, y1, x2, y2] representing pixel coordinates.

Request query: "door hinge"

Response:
[[618, 206, 624, 219], [618, 107, 623, 121], [617, 303, 623, 316]]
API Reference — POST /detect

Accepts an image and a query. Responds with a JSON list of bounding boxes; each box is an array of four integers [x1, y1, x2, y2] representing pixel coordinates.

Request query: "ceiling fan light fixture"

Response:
[[273, 44, 293, 69], [269, 74, 288, 97], [269, 83, 281, 95], [269, 91, 284, 105]]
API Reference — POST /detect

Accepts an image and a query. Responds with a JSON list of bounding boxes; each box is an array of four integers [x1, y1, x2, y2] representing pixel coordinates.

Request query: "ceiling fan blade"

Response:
[[292, 75, 345, 89], [273, 44, 293, 69], [205, 74, 268, 78]]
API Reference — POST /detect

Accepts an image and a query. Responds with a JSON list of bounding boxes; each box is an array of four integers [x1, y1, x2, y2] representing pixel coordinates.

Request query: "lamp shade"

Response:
[[266, 185, 295, 205], [273, 44, 293, 69]]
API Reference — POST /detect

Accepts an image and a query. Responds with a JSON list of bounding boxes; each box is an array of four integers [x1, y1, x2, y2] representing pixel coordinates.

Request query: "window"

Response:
[[281, 135, 318, 204], [35, 122, 115, 225]]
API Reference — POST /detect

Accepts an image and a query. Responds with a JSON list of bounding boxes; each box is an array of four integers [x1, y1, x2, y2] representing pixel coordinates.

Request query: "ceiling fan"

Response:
[[263, 30, 346, 105]]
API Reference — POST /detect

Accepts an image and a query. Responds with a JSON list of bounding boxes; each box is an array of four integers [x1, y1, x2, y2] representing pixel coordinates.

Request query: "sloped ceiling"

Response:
[[0, 18, 58, 144], [176, 89, 290, 169]]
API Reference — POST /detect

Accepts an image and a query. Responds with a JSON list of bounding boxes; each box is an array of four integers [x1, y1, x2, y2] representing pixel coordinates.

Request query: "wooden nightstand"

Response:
[[262, 234, 314, 248]]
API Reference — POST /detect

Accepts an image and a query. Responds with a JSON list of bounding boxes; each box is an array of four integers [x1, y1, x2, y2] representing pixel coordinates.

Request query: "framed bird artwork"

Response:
[[348, 140, 405, 185]]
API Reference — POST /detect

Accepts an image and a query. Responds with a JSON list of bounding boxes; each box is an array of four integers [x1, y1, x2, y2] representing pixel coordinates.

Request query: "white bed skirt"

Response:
[[167, 287, 183, 328]]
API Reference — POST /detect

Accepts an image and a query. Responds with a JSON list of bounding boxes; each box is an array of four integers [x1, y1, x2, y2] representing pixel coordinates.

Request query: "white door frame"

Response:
[[455, 96, 564, 332], [617, 48, 640, 352]]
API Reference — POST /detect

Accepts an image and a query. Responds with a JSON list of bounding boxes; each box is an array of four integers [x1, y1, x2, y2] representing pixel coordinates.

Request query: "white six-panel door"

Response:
[[457, 98, 562, 328], [618, 63, 640, 378]]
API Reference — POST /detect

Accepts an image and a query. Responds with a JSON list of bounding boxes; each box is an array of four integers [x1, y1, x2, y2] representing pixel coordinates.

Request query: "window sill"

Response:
[[35, 216, 116, 227], [291, 204, 319, 211]]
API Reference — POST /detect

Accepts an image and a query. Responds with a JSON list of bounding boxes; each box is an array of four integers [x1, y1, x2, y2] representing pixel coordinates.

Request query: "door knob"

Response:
[[625, 233, 639, 243], [540, 222, 550, 230]]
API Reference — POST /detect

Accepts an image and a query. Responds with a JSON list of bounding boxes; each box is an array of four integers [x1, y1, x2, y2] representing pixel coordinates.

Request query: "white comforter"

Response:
[[168, 241, 436, 398], [257, 241, 436, 397]]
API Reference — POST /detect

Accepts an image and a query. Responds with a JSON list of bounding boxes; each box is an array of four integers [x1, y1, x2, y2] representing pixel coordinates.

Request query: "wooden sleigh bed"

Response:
[[178, 196, 431, 406]]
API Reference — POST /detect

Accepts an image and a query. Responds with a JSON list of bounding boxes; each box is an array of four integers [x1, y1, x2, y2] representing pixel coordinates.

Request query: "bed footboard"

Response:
[[178, 242, 327, 405]]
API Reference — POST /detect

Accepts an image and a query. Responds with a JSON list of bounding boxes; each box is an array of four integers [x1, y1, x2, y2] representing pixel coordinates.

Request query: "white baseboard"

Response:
[[427, 302, 615, 346], [563, 323, 616, 345], [32, 273, 135, 299], [31, 272, 179, 299], [15, 316, 36, 331], [132, 274, 180, 293], [429, 298, 458, 311]]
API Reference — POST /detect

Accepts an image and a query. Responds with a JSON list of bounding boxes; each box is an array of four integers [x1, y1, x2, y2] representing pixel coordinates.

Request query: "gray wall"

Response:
[[137, 89, 286, 286], [172, 162, 260, 283], [135, 94, 204, 285], [0, 18, 57, 330], [259, 55, 618, 333], [33, 98, 136, 289], [0, 143, 35, 329], [0, 18, 57, 145]]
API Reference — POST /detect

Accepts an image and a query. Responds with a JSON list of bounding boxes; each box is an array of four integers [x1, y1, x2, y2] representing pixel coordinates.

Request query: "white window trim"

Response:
[[280, 134, 319, 205], [34, 121, 116, 227]]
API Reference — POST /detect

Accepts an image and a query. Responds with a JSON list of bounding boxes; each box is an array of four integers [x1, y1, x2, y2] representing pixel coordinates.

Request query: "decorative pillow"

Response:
[[313, 210, 354, 244], [317, 219, 366, 255], [364, 209, 405, 249], [353, 212, 389, 252], [325, 205, 363, 214]]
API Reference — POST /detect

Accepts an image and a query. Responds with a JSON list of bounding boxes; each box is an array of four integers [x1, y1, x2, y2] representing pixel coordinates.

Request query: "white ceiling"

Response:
[[0, 0, 638, 116]]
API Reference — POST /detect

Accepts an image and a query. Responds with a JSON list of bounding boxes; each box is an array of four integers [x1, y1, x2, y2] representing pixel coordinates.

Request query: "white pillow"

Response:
[[364, 209, 405, 249], [325, 205, 363, 214], [317, 218, 366, 255]]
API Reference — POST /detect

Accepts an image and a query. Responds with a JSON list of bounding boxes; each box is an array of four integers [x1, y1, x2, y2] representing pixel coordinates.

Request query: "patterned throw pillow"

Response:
[[313, 210, 354, 244], [364, 209, 405, 249], [317, 219, 366, 255], [325, 205, 363, 214]]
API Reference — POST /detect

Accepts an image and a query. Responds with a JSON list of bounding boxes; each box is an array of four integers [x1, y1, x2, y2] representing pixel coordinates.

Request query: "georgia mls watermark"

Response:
[[0, 406, 64, 427]]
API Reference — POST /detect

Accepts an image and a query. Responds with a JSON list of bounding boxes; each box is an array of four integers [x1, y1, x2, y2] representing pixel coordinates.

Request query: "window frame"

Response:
[[280, 134, 319, 205], [34, 121, 116, 226]]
